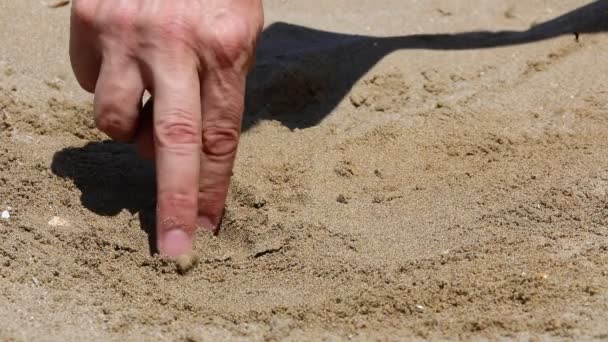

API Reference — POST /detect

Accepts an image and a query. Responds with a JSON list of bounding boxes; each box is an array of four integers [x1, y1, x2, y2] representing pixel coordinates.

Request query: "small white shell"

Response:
[[48, 216, 68, 227]]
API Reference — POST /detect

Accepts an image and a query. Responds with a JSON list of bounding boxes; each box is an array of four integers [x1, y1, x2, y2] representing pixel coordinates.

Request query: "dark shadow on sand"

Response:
[[51, 1, 608, 254], [245, 0, 608, 130], [51, 141, 158, 253]]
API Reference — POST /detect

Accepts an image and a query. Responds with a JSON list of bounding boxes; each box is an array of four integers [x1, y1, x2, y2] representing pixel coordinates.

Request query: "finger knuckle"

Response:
[[208, 16, 255, 68], [155, 14, 193, 44], [106, 9, 137, 32], [202, 124, 240, 158], [199, 182, 229, 201], [157, 191, 197, 218], [95, 108, 133, 141], [198, 188, 227, 215], [155, 109, 200, 150]]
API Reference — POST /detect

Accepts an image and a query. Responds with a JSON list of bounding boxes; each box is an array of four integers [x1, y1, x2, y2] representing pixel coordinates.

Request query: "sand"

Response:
[[1, 0, 608, 340]]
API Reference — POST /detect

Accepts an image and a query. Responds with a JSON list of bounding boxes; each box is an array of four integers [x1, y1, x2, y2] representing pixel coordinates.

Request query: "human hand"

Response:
[[69, 0, 263, 256]]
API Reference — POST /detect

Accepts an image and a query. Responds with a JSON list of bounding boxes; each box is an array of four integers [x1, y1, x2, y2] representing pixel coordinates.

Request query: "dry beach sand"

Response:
[[1, 0, 608, 340]]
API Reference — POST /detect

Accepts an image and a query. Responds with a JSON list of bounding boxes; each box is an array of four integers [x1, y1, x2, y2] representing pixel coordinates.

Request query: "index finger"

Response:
[[152, 61, 201, 257]]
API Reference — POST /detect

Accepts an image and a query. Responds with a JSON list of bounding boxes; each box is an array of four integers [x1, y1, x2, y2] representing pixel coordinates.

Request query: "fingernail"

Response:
[[197, 216, 217, 233], [160, 229, 192, 257]]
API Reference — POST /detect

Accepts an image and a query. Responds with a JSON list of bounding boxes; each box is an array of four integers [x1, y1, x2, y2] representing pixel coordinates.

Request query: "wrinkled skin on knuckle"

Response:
[[202, 124, 240, 159], [205, 13, 256, 70], [157, 19, 192, 45], [155, 110, 200, 150]]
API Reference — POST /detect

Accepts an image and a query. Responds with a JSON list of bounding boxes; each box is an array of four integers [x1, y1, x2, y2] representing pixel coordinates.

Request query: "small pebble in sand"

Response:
[[48, 216, 68, 227], [1, 210, 9, 220], [175, 253, 200, 275]]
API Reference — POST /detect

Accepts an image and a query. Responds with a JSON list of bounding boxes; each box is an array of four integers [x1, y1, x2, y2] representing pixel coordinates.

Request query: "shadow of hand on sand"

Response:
[[51, 141, 159, 253], [51, 1, 608, 254], [245, 0, 608, 130]]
